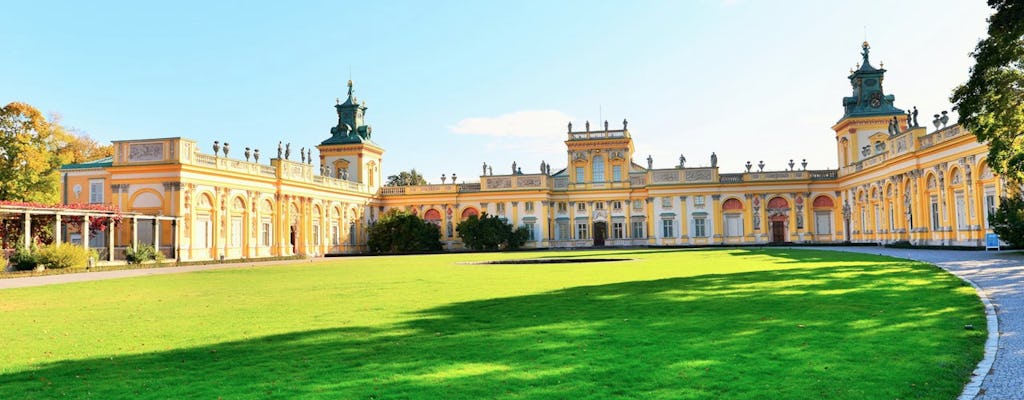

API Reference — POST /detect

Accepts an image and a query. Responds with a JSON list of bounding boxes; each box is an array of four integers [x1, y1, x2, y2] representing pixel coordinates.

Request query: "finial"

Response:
[[347, 80, 354, 96], [880, 61, 884, 68], [336, 97, 340, 105]]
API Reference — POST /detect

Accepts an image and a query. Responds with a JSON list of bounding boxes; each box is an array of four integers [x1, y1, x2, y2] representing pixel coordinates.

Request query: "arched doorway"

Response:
[[593, 221, 607, 246], [767, 197, 790, 243]]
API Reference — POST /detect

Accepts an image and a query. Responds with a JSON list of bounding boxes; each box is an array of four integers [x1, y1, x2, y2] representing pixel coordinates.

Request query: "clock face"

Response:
[[869, 91, 882, 108]]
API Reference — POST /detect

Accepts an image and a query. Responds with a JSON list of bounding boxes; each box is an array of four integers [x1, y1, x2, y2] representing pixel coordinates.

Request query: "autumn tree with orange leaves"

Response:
[[0, 102, 112, 204]]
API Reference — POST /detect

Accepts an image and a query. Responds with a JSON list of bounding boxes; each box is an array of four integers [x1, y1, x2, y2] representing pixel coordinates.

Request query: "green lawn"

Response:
[[0, 248, 985, 399]]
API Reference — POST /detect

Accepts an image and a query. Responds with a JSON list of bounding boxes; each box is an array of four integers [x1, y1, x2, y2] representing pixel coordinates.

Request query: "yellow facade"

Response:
[[60, 44, 1006, 262]]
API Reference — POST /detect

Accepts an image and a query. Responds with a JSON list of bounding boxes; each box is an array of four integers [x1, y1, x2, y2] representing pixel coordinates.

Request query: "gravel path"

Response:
[[812, 246, 1024, 400]]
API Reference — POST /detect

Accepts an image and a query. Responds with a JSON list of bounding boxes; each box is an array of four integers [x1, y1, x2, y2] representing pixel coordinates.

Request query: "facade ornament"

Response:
[[912, 106, 919, 127], [585, 120, 590, 132], [451, 173, 457, 184], [512, 161, 517, 175], [940, 111, 949, 127], [285, 143, 291, 160], [307, 149, 313, 164], [758, 160, 765, 172], [253, 149, 260, 163], [441, 174, 447, 184], [488, 165, 493, 176], [604, 120, 609, 131], [223, 143, 230, 157], [679, 154, 686, 168], [568, 121, 572, 133], [745, 161, 752, 172], [710, 152, 718, 168], [623, 118, 628, 130], [482, 162, 487, 176], [646, 155, 653, 170], [801, 159, 808, 170], [245, 147, 251, 162], [277, 141, 283, 159], [301, 148, 306, 163], [213, 141, 221, 156], [789, 159, 795, 171]]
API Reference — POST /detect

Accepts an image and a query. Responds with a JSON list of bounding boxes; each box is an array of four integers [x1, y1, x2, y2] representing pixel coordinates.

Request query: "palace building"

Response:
[[54, 42, 1008, 263]]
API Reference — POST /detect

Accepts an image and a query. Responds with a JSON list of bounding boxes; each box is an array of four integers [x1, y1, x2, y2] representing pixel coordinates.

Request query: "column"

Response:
[[153, 218, 161, 256], [107, 218, 115, 262], [679, 196, 689, 242], [171, 219, 179, 260], [23, 212, 31, 248], [82, 215, 90, 254], [54, 213, 62, 246], [711, 195, 723, 244], [744, 195, 754, 243], [645, 198, 654, 244], [624, 198, 632, 241], [131, 216, 139, 249]]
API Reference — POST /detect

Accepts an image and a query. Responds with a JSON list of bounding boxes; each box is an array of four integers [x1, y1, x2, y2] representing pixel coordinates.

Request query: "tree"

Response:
[[385, 168, 427, 186], [0, 102, 112, 203], [989, 195, 1024, 248], [951, 0, 1024, 186], [366, 210, 442, 254], [456, 213, 528, 251]]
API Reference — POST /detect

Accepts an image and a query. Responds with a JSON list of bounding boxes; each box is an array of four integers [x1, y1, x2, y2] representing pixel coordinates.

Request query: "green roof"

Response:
[[62, 156, 113, 170]]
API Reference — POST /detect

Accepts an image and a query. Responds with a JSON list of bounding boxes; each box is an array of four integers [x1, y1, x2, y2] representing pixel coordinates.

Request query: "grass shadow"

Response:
[[0, 261, 986, 399]]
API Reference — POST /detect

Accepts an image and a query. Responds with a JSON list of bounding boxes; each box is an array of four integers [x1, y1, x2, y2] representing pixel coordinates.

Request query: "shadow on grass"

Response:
[[0, 263, 986, 400]]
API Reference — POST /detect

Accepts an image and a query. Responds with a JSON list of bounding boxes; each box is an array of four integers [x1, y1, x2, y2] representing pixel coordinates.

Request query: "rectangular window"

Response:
[[89, 179, 104, 204], [694, 217, 707, 237], [593, 157, 605, 183], [196, 215, 211, 249], [262, 220, 273, 247], [496, 203, 506, 214], [612, 222, 624, 239], [331, 224, 340, 245], [595, 202, 604, 210], [815, 211, 832, 234], [557, 202, 567, 213], [661, 197, 672, 208], [984, 190, 996, 229], [525, 202, 535, 212], [612, 201, 622, 211], [888, 204, 895, 231], [557, 221, 570, 240], [576, 167, 585, 183], [955, 191, 967, 230], [860, 209, 867, 232], [631, 221, 645, 238], [661, 219, 674, 237], [930, 197, 940, 230], [576, 223, 588, 239], [632, 200, 644, 210], [577, 202, 586, 212], [525, 223, 536, 241], [231, 217, 242, 248], [612, 165, 622, 182], [874, 206, 881, 232], [313, 224, 320, 246], [724, 215, 742, 237], [694, 196, 705, 209]]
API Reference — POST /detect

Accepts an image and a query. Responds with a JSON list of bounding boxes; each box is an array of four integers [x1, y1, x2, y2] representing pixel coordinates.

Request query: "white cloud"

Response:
[[450, 110, 573, 138]]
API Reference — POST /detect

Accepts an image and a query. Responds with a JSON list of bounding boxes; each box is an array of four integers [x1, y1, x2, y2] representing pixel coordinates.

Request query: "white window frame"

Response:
[[89, 179, 104, 204]]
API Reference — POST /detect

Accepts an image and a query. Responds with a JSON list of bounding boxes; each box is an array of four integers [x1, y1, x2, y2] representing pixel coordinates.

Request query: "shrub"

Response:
[[9, 241, 40, 271], [989, 195, 1024, 248], [367, 211, 442, 254], [456, 213, 529, 251], [37, 243, 90, 269], [125, 244, 159, 264]]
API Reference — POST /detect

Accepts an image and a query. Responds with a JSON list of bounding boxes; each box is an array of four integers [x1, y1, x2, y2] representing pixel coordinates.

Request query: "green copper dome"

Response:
[[840, 42, 904, 120], [321, 80, 375, 145]]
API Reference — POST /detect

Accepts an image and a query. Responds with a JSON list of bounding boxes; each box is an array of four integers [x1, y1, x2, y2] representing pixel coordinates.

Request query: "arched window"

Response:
[[423, 209, 442, 225], [722, 198, 743, 211], [461, 208, 479, 219], [592, 156, 605, 183]]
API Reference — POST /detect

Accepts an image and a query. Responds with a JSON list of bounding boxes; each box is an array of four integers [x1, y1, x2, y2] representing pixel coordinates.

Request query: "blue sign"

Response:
[[985, 233, 1001, 250]]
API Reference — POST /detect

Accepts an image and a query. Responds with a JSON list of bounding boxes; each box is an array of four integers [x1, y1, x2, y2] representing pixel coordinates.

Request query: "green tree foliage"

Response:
[[989, 195, 1024, 248], [0, 102, 113, 203], [37, 243, 91, 269], [385, 168, 428, 186], [951, 0, 1024, 186], [456, 213, 528, 251], [366, 210, 442, 254]]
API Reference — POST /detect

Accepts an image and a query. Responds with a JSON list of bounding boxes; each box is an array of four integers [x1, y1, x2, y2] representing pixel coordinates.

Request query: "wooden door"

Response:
[[771, 221, 785, 242]]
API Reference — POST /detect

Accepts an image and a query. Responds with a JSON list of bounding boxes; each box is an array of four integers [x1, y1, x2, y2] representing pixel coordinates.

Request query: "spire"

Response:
[[347, 79, 354, 97], [322, 80, 373, 146]]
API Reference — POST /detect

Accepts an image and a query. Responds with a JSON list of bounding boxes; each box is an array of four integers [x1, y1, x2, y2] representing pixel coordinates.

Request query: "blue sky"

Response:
[[2, 1, 991, 182]]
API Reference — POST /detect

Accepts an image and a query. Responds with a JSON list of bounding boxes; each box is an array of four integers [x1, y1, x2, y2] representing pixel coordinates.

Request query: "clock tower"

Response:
[[832, 42, 908, 168]]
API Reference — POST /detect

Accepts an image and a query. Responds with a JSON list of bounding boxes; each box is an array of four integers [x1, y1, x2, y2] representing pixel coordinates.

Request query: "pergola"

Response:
[[0, 203, 180, 263]]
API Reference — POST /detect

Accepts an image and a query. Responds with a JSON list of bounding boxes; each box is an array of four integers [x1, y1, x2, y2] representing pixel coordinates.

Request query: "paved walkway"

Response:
[[2, 248, 1022, 398], [0, 257, 339, 290], [813, 246, 1024, 400]]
